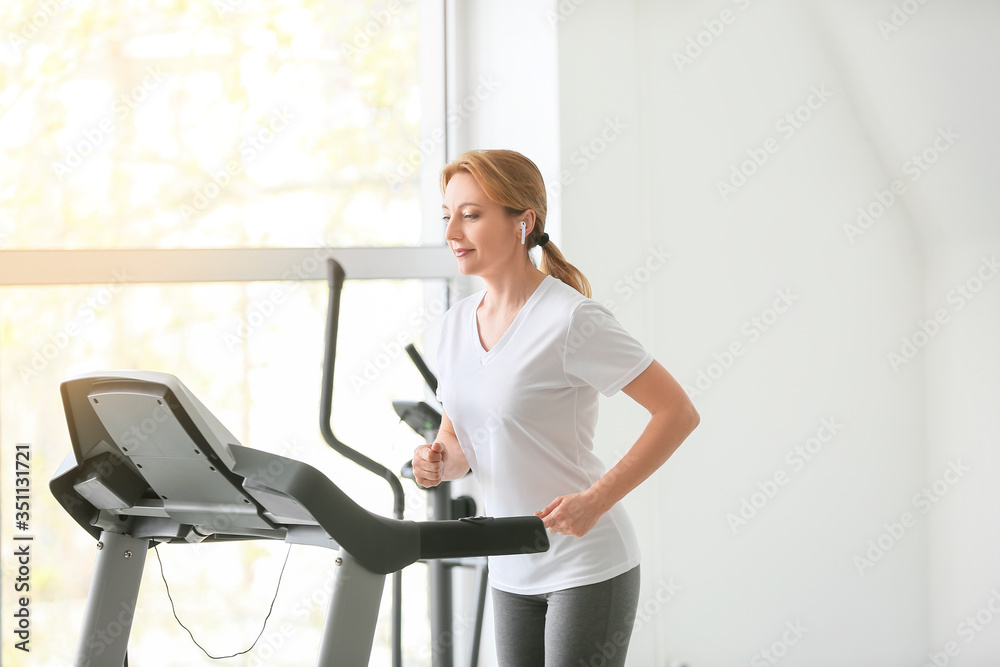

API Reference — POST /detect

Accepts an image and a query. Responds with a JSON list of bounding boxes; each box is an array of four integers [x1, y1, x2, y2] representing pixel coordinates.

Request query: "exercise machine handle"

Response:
[[319, 259, 406, 519], [418, 516, 549, 561]]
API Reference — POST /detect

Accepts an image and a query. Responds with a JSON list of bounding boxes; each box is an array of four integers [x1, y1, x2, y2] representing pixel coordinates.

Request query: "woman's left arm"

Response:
[[536, 360, 700, 537]]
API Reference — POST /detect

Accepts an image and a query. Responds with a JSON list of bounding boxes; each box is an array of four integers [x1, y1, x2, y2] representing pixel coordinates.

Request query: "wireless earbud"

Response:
[[520, 220, 527, 245]]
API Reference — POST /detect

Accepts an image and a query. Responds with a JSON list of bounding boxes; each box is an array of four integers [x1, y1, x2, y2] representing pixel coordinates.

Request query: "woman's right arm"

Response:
[[411, 408, 470, 487]]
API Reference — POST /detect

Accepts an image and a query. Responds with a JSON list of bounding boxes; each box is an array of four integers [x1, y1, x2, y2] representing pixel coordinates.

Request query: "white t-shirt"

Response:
[[435, 274, 654, 594]]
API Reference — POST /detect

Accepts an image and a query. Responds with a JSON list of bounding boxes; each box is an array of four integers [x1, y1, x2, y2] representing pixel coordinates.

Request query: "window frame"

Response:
[[0, 0, 457, 286]]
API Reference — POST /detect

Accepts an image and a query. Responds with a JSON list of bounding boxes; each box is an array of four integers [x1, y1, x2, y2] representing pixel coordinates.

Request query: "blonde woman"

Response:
[[412, 149, 699, 666]]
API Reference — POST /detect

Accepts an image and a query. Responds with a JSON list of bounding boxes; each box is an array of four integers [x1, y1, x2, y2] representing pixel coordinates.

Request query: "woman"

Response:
[[412, 149, 699, 666]]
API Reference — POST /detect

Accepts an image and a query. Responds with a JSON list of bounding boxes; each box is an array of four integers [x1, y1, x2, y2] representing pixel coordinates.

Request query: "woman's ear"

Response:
[[514, 211, 536, 242], [522, 210, 537, 237]]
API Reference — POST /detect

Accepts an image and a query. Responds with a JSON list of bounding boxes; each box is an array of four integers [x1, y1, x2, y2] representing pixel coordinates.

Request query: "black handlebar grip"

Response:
[[418, 516, 550, 560]]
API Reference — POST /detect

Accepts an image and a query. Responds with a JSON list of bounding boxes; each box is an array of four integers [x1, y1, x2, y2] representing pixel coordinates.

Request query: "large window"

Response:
[[0, 0, 429, 249], [0, 1, 458, 665], [2, 278, 446, 665]]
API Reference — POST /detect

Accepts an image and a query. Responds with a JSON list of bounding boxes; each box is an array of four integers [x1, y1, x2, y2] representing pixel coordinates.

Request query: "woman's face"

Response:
[[442, 171, 525, 278]]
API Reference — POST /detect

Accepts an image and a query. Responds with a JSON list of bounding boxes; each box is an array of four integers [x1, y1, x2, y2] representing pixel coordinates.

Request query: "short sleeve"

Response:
[[563, 301, 654, 397]]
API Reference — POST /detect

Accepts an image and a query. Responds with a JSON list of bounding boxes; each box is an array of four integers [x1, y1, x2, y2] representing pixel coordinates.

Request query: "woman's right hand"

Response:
[[412, 441, 447, 488]]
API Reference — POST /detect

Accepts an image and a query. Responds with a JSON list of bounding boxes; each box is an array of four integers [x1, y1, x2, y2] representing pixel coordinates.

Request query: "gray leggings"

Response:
[[490, 565, 640, 667]]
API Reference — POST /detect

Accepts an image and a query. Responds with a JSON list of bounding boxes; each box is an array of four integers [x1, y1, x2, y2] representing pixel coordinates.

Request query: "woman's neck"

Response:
[[480, 264, 547, 314]]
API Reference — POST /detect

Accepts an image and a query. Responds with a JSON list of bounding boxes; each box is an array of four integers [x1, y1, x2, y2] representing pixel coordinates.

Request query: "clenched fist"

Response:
[[412, 441, 447, 488]]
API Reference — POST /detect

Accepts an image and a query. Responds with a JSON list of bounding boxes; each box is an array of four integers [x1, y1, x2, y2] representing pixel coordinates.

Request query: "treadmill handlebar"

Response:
[[418, 516, 549, 561], [230, 443, 549, 574]]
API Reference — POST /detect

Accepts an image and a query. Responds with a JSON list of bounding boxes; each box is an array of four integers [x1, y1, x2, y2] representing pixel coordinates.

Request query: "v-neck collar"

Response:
[[472, 275, 553, 363]]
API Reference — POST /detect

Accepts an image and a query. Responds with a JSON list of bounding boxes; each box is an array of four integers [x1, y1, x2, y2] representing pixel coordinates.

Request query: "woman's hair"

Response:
[[440, 149, 592, 298]]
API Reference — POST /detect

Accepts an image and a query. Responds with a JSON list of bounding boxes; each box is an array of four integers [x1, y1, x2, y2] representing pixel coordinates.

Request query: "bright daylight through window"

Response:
[[0, 2, 447, 665]]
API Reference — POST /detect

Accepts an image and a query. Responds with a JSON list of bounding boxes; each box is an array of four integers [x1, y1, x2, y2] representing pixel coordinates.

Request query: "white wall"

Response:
[[555, 0, 1000, 665], [450, 0, 999, 665], [813, 5, 1000, 659]]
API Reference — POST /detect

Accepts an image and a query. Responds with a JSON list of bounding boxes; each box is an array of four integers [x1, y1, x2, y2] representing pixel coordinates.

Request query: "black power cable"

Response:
[[153, 544, 292, 660]]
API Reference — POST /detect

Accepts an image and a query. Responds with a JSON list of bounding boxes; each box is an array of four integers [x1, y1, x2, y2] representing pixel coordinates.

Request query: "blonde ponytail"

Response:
[[538, 240, 591, 298]]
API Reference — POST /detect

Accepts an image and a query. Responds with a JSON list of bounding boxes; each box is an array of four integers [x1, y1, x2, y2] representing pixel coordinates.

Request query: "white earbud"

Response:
[[520, 220, 527, 244]]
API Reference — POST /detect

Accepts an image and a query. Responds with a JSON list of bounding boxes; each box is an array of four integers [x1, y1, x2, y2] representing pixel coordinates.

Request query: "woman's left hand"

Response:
[[536, 491, 606, 537]]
